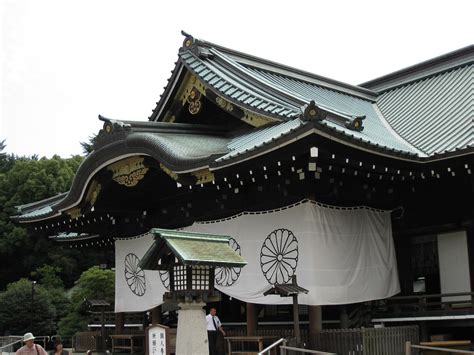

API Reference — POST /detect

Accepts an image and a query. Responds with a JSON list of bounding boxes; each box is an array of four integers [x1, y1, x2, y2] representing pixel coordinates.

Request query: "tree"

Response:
[[32, 265, 65, 290], [0, 155, 83, 288], [80, 134, 97, 155], [0, 279, 56, 335], [32, 265, 71, 321], [57, 266, 114, 338], [0, 140, 14, 173], [71, 266, 115, 307]]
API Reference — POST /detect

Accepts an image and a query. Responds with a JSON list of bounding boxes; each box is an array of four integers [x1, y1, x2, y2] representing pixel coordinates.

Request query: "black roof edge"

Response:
[[212, 121, 474, 169], [360, 45, 474, 92], [15, 131, 229, 223], [15, 192, 68, 213], [98, 116, 229, 135], [50, 233, 101, 242], [181, 32, 378, 101], [148, 60, 185, 122]]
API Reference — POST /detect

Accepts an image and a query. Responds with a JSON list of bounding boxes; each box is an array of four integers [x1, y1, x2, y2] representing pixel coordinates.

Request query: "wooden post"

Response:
[[308, 305, 322, 350], [292, 294, 301, 346], [115, 312, 124, 334], [101, 310, 106, 351], [246, 303, 257, 336], [151, 305, 162, 324]]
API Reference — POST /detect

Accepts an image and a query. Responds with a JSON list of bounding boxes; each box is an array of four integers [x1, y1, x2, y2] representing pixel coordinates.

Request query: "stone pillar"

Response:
[[176, 301, 208, 355], [308, 305, 322, 350], [246, 303, 257, 336], [115, 312, 124, 334], [151, 306, 162, 324]]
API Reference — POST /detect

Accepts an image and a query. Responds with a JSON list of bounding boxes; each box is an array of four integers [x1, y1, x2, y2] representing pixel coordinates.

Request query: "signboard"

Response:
[[146, 324, 170, 355]]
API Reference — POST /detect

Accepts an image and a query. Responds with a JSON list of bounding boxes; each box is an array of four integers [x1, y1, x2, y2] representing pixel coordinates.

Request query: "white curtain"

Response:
[[115, 200, 399, 312], [115, 233, 166, 312]]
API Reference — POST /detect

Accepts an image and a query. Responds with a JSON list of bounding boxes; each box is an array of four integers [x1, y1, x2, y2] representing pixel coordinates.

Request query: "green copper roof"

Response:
[[140, 228, 247, 269], [179, 45, 424, 157], [377, 65, 473, 155]]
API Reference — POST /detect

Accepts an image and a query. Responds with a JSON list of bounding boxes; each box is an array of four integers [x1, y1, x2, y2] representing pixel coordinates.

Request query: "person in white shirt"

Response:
[[15, 333, 48, 355], [206, 307, 225, 355]]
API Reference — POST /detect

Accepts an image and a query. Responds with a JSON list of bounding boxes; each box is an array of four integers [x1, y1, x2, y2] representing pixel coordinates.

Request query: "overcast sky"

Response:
[[1, 0, 472, 158]]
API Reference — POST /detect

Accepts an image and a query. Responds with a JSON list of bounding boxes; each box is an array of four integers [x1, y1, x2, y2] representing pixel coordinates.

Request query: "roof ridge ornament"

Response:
[[345, 115, 365, 132], [300, 100, 324, 121], [181, 30, 196, 49], [180, 30, 213, 59], [98, 115, 131, 134], [300, 101, 365, 132]]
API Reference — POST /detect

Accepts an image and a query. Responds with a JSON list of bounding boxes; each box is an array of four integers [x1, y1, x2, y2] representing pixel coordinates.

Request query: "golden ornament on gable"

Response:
[[66, 207, 82, 219], [216, 96, 234, 112], [192, 169, 215, 184], [107, 157, 149, 188]]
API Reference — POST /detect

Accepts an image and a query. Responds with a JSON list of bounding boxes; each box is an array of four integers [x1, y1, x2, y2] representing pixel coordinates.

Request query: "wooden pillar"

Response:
[[419, 321, 429, 342], [340, 305, 349, 329], [292, 295, 301, 346], [100, 310, 106, 351], [151, 306, 162, 325], [466, 227, 474, 293], [115, 312, 124, 334], [246, 303, 257, 336], [307, 193, 322, 348], [308, 306, 322, 350]]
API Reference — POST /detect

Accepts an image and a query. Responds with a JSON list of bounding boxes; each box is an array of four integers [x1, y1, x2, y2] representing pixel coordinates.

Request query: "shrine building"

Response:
[[14, 34, 473, 348]]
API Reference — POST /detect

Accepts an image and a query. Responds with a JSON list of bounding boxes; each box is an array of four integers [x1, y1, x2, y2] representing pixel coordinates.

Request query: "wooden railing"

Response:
[[370, 292, 474, 319], [279, 346, 336, 355], [88, 311, 144, 326], [406, 340, 474, 354]]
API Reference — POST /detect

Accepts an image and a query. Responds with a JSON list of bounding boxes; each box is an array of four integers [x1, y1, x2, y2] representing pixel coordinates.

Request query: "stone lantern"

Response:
[[140, 228, 247, 355]]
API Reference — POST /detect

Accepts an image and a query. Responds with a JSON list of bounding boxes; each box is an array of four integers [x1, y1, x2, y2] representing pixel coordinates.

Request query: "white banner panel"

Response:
[[115, 233, 166, 312], [115, 200, 399, 312]]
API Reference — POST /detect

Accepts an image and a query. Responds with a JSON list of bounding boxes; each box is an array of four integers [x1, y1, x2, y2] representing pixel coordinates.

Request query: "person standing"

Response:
[[16, 333, 48, 355], [51, 341, 68, 355], [206, 307, 225, 355]]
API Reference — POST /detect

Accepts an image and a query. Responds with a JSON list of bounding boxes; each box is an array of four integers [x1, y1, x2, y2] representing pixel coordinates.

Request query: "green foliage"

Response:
[[32, 265, 71, 321], [0, 279, 56, 335], [32, 265, 65, 289], [1, 155, 83, 207], [0, 153, 117, 338], [57, 266, 115, 338], [71, 266, 115, 308], [57, 311, 88, 339], [0, 140, 12, 172], [0, 155, 83, 288], [80, 134, 97, 155]]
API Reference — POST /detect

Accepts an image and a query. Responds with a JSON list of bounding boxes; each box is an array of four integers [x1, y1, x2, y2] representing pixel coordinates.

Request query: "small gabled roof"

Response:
[[140, 228, 247, 269], [85, 299, 111, 308], [263, 283, 309, 297]]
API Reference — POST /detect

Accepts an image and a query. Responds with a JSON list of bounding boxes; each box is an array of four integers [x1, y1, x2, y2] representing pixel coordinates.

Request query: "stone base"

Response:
[[176, 301, 209, 355]]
